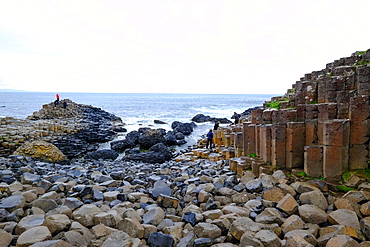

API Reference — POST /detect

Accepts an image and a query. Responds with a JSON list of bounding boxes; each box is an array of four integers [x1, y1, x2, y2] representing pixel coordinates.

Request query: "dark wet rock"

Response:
[[205, 198, 219, 211], [78, 186, 93, 200], [172, 121, 194, 136], [125, 147, 141, 155], [191, 114, 232, 124], [84, 149, 119, 161], [117, 193, 127, 202], [110, 139, 134, 152], [123, 148, 170, 164], [0, 195, 25, 212], [175, 132, 185, 140], [138, 129, 166, 150], [164, 131, 178, 146], [154, 120, 167, 124], [112, 125, 127, 132], [150, 143, 172, 161], [194, 238, 212, 247], [241, 106, 262, 116], [191, 114, 212, 123], [92, 190, 104, 201], [183, 212, 197, 226], [125, 131, 140, 145], [123, 152, 156, 163], [148, 232, 174, 247], [110, 171, 125, 180], [0, 208, 9, 221]]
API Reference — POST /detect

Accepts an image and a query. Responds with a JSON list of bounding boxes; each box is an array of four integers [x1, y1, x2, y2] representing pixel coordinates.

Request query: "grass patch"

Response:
[[249, 153, 257, 158], [296, 171, 307, 177], [265, 98, 290, 109], [342, 169, 370, 181], [308, 100, 318, 104], [336, 185, 355, 193], [357, 51, 367, 55], [354, 59, 370, 67]]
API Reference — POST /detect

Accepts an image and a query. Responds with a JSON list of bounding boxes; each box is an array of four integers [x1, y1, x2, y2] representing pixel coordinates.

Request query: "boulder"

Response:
[[150, 143, 172, 160], [0, 195, 25, 212], [150, 180, 172, 199], [191, 114, 212, 123], [147, 232, 174, 247], [298, 204, 328, 224], [13, 140, 68, 164], [164, 131, 178, 146], [276, 194, 299, 215], [143, 207, 165, 226], [43, 214, 71, 234], [72, 204, 102, 227], [0, 229, 13, 247], [229, 217, 261, 240], [15, 214, 45, 235], [172, 121, 194, 136], [255, 230, 282, 247], [194, 223, 222, 239], [328, 209, 361, 229], [32, 199, 59, 213], [299, 190, 328, 211], [84, 149, 118, 160], [138, 129, 165, 149], [110, 139, 134, 152], [16, 226, 52, 247], [29, 240, 74, 247], [101, 231, 133, 247], [326, 234, 359, 247]]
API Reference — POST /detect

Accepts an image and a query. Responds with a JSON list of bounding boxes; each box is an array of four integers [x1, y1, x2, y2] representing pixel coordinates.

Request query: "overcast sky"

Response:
[[0, 0, 369, 94]]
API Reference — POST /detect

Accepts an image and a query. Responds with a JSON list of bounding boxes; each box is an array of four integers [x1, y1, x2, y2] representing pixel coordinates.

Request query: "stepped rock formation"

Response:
[[212, 49, 370, 181]]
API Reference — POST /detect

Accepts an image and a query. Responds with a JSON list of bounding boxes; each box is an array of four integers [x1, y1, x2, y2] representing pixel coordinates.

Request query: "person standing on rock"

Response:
[[54, 94, 60, 107], [63, 100, 67, 109], [206, 129, 214, 150], [214, 121, 220, 130], [233, 112, 241, 125]]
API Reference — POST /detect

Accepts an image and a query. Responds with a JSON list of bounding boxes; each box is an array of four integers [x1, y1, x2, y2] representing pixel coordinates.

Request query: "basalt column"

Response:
[[271, 122, 286, 169], [285, 122, 305, 168], [323, 119, 350, 181], [349, 95, 370, 170]]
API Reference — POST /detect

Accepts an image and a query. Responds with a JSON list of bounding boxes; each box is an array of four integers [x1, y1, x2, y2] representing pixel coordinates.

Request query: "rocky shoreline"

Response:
[[0, 102, 370, 246]]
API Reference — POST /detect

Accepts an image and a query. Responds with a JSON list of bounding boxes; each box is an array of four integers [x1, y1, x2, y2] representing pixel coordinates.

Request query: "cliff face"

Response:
[[232, 50, 370, 181]]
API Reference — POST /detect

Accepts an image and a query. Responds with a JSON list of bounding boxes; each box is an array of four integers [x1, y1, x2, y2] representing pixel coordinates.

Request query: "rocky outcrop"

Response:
[[0, 100, 122, 159], [109, 121, 197, 163]]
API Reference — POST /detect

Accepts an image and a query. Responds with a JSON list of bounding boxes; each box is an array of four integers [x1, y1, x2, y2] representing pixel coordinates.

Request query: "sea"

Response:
[[0, 92, 277, 150]]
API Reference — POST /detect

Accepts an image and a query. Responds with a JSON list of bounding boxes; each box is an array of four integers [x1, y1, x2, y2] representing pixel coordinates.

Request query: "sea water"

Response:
[[0, 92, 277, 150]]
